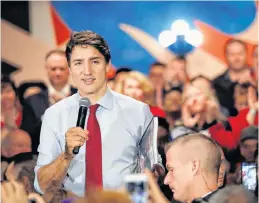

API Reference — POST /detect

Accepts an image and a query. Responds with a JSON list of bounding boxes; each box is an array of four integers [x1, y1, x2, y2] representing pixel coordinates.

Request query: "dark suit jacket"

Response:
[[171, 190, 219, 203], [20, 86, 77, 154], [213, 70, 236, 113], [191, 189, 219, 203]]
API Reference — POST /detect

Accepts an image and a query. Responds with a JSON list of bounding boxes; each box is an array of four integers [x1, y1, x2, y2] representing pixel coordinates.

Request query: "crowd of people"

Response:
[[1, 30, 258, 203]]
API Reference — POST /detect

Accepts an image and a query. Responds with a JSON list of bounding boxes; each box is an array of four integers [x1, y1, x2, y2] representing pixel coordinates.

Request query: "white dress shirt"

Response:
[[34, 88, 158, 196]]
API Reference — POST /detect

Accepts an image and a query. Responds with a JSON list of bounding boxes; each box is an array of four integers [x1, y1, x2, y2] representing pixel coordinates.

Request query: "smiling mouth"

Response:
[[82, 78, 95, 84]]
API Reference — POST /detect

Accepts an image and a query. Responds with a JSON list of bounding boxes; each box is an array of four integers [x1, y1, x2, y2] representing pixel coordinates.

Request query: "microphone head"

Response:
[[79, 98, 91, 108]]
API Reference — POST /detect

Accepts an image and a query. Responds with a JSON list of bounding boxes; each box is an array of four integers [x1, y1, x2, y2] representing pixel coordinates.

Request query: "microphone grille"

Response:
[[79, 98, 91, 107]]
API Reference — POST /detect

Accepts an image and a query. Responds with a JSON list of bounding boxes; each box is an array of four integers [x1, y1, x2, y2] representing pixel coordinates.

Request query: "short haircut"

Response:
[[17, 158, 37, 193], [165, 133, 221, 175], [115, 67, 132, 75], [224, 38, 247, 54], [45, 49, 66, 61], [209, 185, 257, 203], [65, 30, 111, 65]]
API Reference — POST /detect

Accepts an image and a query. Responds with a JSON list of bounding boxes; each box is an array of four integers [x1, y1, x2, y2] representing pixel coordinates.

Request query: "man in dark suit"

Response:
[[213, 39, 252, 116], [21, 50, 77, 154], [164, 133, 221, 203]]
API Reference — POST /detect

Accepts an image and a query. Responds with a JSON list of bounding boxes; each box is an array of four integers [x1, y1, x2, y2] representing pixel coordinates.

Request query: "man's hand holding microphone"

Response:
[[64, 127, 89, 160]]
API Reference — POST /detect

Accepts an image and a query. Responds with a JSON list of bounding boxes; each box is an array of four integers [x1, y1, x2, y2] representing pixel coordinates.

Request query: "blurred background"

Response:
[[2, 1, 258, 84]]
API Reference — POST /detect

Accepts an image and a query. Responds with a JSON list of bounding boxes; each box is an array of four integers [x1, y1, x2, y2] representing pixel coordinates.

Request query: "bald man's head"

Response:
[[164, 133, 221, 203], [1, 129, 31, 158]]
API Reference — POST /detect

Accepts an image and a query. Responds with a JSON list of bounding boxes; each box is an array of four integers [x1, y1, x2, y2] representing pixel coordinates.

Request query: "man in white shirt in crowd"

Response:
[[34, 30, 163, 197]]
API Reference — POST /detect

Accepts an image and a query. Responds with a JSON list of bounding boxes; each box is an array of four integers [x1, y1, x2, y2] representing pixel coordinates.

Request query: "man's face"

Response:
[[240, 139, 258, 162], [46, 53, 70, 87], [69, 46, 109, 97], [165, 60, 187, 83], [184, 86, 206, 114], [164, 147, 192, 202], [8, 132, 32, 158], [164, 91, 182, 112], [149, 65, 164, 87], [123, 77, 144, 101], [226, 42, 247, 70]]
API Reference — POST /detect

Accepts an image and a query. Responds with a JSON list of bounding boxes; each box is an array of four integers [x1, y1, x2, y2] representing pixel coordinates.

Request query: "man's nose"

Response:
[[83, 64, 93, 75], [164, 174, 169, 185]]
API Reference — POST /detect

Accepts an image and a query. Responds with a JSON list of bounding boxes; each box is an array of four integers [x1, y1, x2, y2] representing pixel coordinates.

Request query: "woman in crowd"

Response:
[[116, 71, 166, 118], [170, 76, 228, 139]]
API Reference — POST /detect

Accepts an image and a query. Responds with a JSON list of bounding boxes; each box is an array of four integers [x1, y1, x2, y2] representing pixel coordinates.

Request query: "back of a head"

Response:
[[166, 133, 221, 176], [76, 190, 132, 203], [209, 185, 257, 203], [2, 129, 32, 158]]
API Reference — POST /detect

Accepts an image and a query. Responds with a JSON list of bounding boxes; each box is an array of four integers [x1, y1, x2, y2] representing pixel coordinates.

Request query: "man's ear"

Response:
[[192, 160, 200, 176], [106, 61, 111, 73]]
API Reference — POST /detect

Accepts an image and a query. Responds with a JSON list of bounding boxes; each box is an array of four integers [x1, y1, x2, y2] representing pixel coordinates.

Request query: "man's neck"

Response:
[[187, 180, 218, 203], [79, 84, 108, 105]]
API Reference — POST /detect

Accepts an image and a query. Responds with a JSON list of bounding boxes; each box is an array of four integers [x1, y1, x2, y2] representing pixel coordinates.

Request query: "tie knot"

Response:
[[90, 104, 99, 114]]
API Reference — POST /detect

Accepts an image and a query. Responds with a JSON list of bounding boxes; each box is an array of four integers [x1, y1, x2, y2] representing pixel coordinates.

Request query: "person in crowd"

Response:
[[170, 82, 228, 140], [1, 179, 46, 203], [233, 83, 250, 111], [107, 78, 116, 90], [148, 62, 166, 109], [1, 76, 22, 137], [116, 70, 166, 118], [114, 67, 132, 84], [21, 49, 77, 154], [163, 56, 189, 92], [18, 82, 47, 106], [34, 30, 163, 197], [218, 147, 229, 189], [226, 126, 258, 185], [1, 129, 32, 181], [191, 75, 233, 116], [163, 133, 221, 203], [163, 87, 182, 130], [213, 39, 252, 116], [210, 85, 258, 149], [1, 129, 31, 158], [209, 185, 257, 203]]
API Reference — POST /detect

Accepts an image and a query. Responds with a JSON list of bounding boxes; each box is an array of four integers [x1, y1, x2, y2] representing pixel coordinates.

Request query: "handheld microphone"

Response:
[[73, 98, 91, 154]]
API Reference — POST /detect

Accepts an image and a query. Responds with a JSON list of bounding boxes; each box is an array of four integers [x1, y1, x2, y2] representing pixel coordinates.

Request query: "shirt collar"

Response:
[[76, 87, 114, 110], [48, 83, 70, 97]]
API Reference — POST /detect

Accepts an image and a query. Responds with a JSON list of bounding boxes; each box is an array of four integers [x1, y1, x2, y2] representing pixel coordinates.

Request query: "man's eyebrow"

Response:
[[89, 56, 101, 60], [72, 58, 84, 63]]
